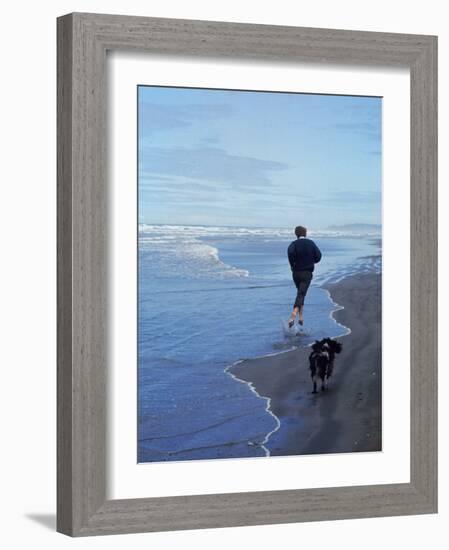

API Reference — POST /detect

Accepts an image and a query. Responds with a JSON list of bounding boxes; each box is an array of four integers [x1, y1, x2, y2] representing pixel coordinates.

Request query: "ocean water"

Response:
[[138, 225, 381, 462]]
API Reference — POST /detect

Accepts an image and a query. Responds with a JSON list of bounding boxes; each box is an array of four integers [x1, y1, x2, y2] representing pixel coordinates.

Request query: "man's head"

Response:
[[294, 226, 307, 238]]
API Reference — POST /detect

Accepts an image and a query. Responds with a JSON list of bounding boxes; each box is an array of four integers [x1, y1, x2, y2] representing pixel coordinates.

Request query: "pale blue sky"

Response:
[[138, 86, 381, 229]]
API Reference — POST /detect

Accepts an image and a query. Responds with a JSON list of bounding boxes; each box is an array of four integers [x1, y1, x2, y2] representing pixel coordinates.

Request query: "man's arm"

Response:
[[287, 242, 296, 271], [313, 242, 322, 263]]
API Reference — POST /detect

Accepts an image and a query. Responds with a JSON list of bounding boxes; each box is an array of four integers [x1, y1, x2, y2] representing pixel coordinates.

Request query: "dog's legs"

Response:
[[319, 366, 326, 391]]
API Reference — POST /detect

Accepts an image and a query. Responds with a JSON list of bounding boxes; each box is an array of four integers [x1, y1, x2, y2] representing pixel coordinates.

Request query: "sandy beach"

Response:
[[229, 272, 382, 456]]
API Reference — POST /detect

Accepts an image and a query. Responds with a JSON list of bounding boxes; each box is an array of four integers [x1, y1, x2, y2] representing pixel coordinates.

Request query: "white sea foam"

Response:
[[139, 226, 250, 279], [139, 224, 381, 240], [224, 361, 281, 457]]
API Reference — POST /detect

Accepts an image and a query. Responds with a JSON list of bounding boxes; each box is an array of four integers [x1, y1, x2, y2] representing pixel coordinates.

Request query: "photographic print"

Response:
[[137, 85, 382, 463]]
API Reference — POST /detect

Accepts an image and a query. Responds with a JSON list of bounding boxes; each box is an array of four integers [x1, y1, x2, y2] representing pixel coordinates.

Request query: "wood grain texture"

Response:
[[57, 12, 438, 537], [409, 36, 438, 507], [57, 13, 74, 536]]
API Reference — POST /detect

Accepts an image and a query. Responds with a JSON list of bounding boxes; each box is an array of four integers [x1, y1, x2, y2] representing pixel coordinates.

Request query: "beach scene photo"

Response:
[[137, 86, 382, 463]]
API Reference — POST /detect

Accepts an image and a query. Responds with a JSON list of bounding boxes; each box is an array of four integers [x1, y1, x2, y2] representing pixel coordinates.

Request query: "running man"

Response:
[[287, 225, 322, 328]]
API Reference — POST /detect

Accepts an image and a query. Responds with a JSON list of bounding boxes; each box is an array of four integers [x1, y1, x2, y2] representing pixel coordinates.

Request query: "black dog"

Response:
[[308, 338, 343, 393]]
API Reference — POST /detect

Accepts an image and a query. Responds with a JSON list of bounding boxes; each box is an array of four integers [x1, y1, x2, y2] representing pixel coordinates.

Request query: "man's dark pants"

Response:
[[292, 270, 313, 309]]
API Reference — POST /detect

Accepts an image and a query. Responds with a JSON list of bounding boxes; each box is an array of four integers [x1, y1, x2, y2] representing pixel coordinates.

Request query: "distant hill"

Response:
[[327, 223, 381, 232]]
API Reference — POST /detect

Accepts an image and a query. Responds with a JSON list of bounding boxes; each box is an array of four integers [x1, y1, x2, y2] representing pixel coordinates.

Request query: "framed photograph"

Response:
[[57, 13, 437, 536]]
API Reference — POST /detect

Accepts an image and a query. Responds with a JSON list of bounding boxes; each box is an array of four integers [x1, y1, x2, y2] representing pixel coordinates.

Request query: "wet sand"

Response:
[[229, 272, 382, 456]]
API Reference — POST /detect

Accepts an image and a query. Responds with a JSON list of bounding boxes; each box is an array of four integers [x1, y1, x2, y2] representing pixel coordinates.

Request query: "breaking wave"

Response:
[[139, 223, 381, 241], [139, 225, 249, 279]]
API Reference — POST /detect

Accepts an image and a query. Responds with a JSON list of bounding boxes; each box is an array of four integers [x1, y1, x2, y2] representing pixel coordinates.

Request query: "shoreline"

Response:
[[224, 360, 281, 457], [228, 271, 382, 456]]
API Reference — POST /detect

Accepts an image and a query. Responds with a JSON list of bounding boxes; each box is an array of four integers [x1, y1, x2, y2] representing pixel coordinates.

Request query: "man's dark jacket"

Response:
[[287, 237, 322, 272]]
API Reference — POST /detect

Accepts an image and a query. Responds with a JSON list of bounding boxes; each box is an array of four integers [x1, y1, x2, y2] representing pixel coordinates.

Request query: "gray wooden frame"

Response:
[[57, 12, 438, 537]]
